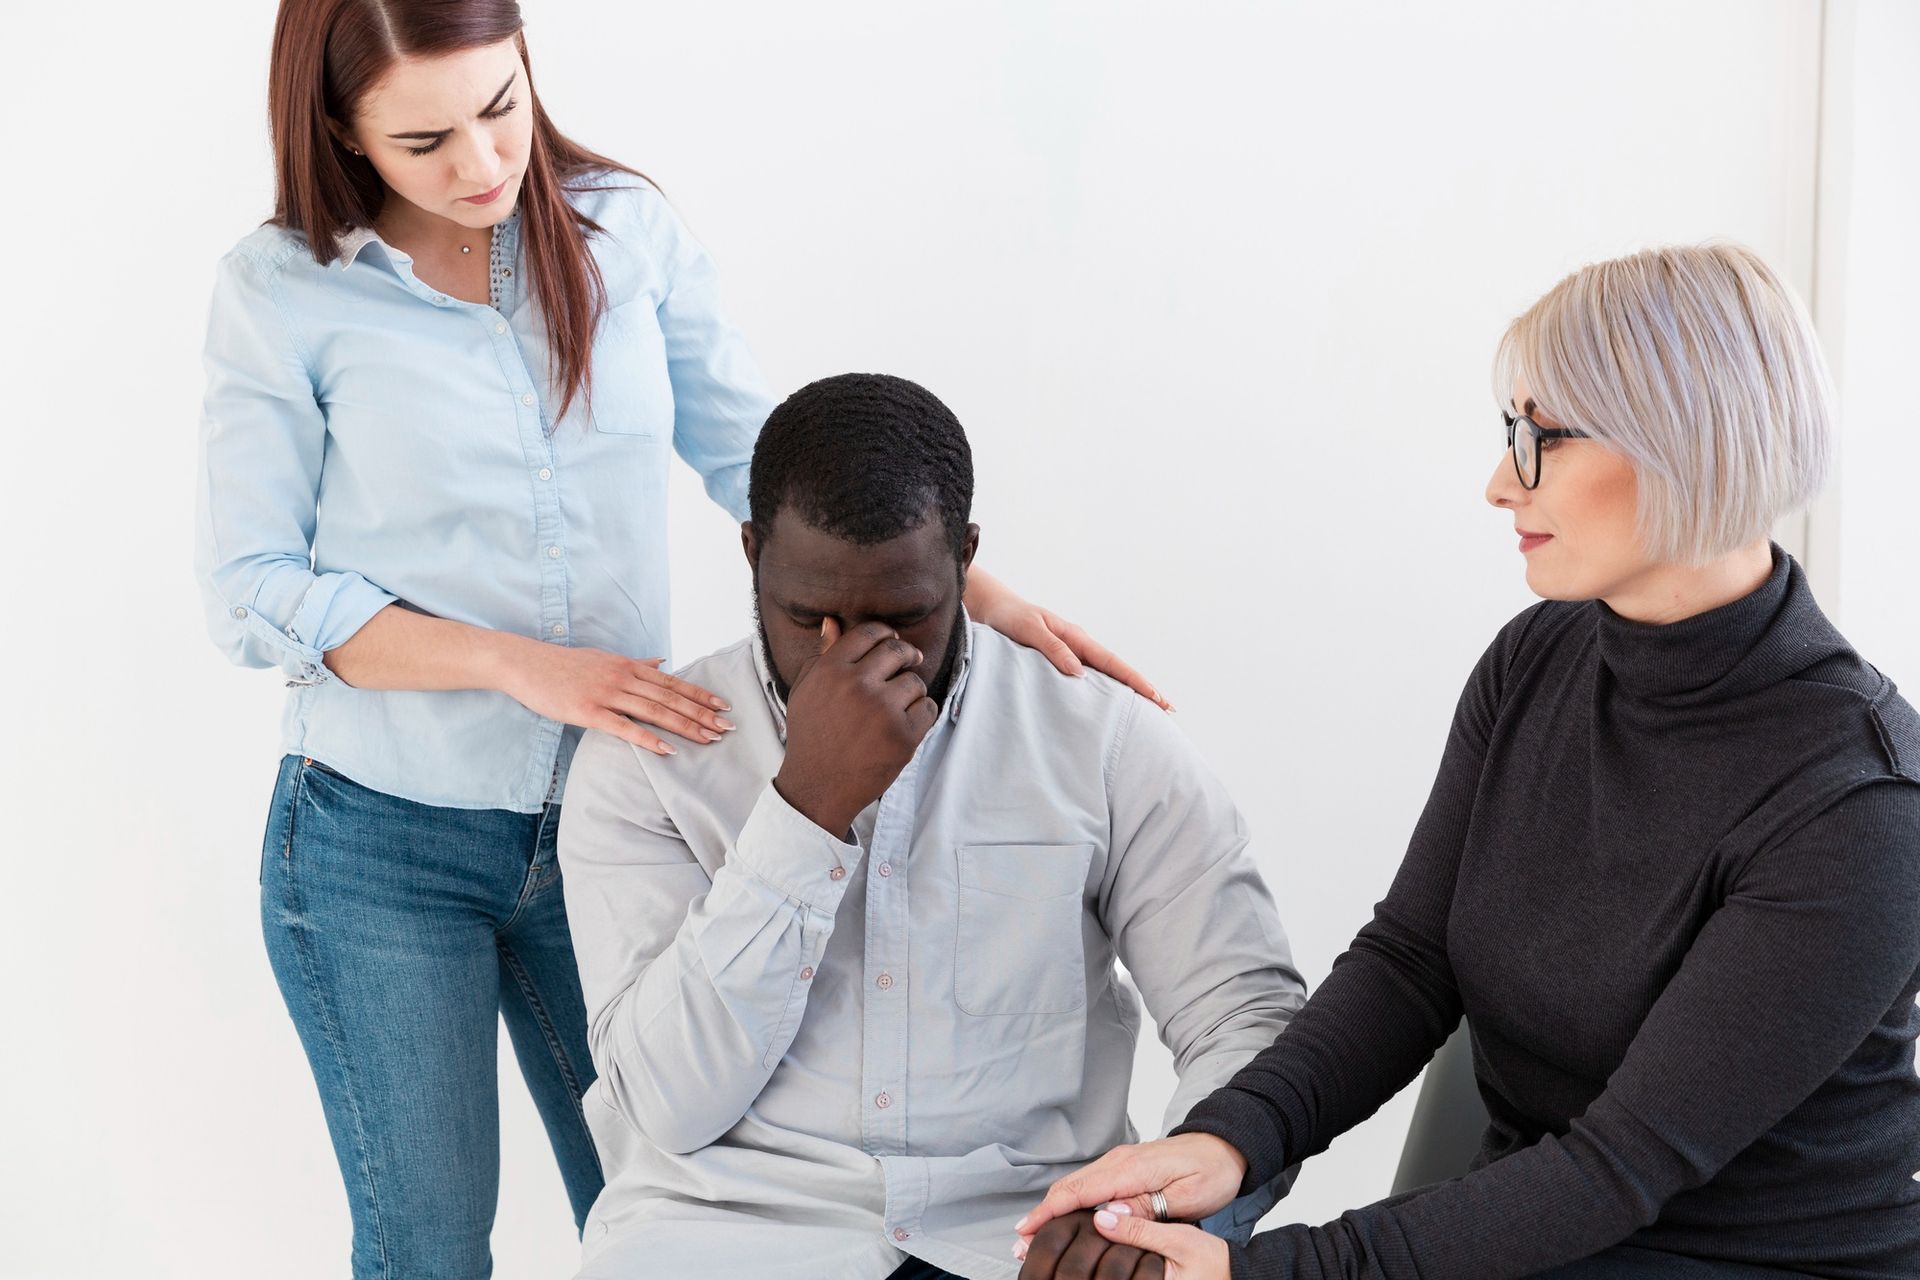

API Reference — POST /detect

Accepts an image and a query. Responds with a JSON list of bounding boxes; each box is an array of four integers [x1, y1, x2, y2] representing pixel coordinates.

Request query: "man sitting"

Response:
[[559, 373, 1305, 1279]]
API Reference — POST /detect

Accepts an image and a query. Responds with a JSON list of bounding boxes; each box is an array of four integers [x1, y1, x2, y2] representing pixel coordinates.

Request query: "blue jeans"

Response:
[[261, 754, 603, 1278]]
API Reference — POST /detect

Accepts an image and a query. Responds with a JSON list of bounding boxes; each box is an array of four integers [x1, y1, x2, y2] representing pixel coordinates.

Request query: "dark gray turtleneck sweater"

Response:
[[1175, 547, 1920, 1278]]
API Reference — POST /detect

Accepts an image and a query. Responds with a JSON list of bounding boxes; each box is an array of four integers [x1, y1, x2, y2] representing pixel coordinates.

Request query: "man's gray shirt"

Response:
[[558, 622, 1305, 1278]]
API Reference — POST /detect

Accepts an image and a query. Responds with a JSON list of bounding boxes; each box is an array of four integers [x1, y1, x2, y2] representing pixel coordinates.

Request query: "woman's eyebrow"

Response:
[[386, 72, 516, 141]]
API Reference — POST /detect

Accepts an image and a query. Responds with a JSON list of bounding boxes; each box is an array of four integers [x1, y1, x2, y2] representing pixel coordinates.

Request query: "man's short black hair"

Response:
[[748, 373, 974, 558]]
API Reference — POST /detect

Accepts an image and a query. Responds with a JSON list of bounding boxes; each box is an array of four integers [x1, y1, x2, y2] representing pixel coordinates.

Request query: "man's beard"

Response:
[[752, 588, 967, 711]]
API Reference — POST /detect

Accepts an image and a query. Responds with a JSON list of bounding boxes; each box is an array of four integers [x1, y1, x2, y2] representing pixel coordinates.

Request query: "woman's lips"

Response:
[[460, 179, 508, 205], [1518, 532, 1554, 553]]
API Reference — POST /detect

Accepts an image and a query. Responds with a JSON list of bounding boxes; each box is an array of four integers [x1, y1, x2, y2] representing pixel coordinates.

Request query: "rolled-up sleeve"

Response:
[[194, 247, 396, 684], [635, 186, 772, 524]]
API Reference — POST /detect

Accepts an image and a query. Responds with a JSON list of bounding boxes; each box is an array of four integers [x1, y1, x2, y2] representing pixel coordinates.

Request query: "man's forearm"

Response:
[[581, 783, 863, 1153]]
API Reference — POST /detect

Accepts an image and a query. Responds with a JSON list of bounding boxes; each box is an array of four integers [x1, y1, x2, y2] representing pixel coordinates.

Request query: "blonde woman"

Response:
[[1011, 244, 1920, 1279]]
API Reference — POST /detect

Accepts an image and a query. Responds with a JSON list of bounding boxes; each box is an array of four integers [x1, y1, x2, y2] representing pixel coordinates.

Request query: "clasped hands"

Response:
[[1009, 1133, 1247, 1279]]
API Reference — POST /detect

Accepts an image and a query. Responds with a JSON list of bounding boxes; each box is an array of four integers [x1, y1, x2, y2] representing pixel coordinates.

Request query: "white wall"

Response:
[[1804, 0, 1920, 689], [8, 1, 1902, 1276]]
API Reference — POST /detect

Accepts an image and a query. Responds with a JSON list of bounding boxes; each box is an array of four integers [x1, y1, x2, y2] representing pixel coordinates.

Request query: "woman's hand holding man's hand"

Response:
[[1012, 1134, 1249, 1279]]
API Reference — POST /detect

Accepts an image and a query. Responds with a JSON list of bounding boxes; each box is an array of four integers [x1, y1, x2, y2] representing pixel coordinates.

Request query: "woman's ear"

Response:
[[325, 116, 365, 157]]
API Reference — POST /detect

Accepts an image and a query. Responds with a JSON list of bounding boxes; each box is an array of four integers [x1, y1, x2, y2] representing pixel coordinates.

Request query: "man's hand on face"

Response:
[[1016, 1208, 1166, 1280], [772, 618, 941, 835]]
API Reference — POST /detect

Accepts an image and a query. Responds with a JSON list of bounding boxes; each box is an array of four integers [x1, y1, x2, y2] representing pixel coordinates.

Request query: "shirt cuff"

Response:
[[729, 782, 862, 910], [231, 570, 396, 686], [1197, 1173, 1288, 1245], [289, 571, 397, 657]]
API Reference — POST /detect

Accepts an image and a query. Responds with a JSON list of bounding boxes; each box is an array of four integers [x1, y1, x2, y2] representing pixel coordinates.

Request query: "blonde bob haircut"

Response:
[[1494, 242, 1834, 566]]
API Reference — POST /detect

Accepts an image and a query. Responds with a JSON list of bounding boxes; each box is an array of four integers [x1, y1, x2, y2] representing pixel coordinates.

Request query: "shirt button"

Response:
[[231, 606, 248, 620], [875, 1091, 891, 1109], [536, 467, 552, 480], [828, 867, 846, 881], [547, 545, 562, 559], [876, 862, 893, 878], [799, 966, 814, 980], [521, 393, 535, 406], [893, 1228, 910, 1242], [495, 321, 507, 334], [550, 623, 567, 638], [432, 293, 446, 304], [875, 973, 893, 990]]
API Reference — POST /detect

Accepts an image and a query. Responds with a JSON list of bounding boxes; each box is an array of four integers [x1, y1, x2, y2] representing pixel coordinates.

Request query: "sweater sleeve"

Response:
[[1213, 780, 1920, 1280], [1170, 608, 1548, 1188]]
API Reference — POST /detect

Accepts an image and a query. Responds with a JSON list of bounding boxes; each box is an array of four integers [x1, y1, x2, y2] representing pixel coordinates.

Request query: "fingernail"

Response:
[[1110, 1202, 1133, 1216], [1095, 1210, 1118, 1229], [658, 743, 677, 756], [715, 718, 736, 731], [712, 698, 731, 711], [1012, 1242, 1027, 1260], [1014, 1216, 1029, 1232]]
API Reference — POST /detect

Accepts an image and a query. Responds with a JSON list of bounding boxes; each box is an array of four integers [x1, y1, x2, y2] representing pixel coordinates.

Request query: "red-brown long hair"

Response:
[[267, 0, 640, 422]]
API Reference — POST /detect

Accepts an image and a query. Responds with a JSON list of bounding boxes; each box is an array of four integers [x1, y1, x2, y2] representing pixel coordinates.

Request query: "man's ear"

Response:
[[742, 522, 760, 572], [959, 523, 981, 574]]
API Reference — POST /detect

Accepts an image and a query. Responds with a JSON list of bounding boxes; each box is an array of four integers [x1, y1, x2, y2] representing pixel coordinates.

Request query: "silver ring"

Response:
[[1148, 1189, 1171, 1223]]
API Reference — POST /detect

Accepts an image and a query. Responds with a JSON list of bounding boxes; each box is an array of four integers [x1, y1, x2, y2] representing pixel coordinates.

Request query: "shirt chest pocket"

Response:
[[954, 843, 1094, 1016], [584, 300, 674, 438]]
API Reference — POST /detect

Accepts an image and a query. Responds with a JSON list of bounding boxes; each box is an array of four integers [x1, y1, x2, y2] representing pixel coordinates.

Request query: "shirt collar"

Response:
[[334, 225, 392, 270], [751, 608, 977, 745]]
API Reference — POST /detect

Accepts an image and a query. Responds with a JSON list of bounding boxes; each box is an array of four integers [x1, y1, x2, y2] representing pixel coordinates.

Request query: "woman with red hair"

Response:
[[195, 3, 1161, 1273]]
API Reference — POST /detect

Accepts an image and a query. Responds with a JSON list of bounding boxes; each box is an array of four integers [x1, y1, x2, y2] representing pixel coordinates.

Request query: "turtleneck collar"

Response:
[[1593, 544, 1849, 702]]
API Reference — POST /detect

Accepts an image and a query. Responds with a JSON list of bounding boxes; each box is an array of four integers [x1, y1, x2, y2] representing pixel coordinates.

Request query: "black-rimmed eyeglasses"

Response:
[[1503, 411, 1589, 490]]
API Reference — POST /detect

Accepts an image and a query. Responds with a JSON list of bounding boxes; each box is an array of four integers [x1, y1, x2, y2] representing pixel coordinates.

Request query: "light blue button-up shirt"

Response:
[[194, 173, 772, 811]]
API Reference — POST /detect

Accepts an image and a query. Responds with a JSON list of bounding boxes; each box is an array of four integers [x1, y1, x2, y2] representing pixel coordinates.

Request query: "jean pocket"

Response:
[[301, 756, 350, 782], [278, 756, 361, 872], [954, 843, 1094, 1016], [260, 754, 304, 883]]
